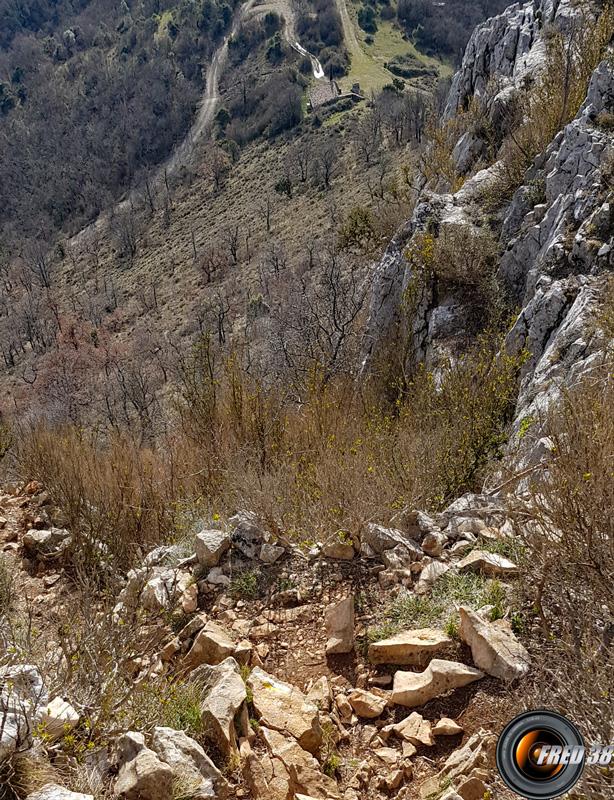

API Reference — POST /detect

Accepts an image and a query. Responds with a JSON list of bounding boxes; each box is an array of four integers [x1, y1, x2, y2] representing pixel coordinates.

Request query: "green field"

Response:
[[338, 0, 453, 95]]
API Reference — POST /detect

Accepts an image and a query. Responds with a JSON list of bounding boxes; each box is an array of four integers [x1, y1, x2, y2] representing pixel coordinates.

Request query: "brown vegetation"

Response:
[[12, 328, 523, 584], [516, 356, 614, 798]]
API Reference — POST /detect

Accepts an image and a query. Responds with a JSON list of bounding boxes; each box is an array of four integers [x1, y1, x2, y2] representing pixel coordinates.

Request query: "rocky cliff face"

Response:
[[362, 4, 614, 473], [444, 0, 578, 120]]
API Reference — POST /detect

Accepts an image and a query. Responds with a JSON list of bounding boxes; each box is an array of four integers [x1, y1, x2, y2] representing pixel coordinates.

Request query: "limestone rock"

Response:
[[433, 718, 464, 736], [0, 664, 48, 762], [143, 544, 189, 567], [194, 529, 231, 567], [369, 628, 452, 666], [229, 511, 264, 559], [23, 527, 71, 561], [335, 693, 353, 723], [391, 659, 484, 708], [457, 775, 488, 800], [196, 657, 247, 757], [116, 567, 193, 616], [422, 532, 447, 557], [322, 535, 355, 560], [347, 689, 387, 719], [440, 730, 497, 781], [140, 569, 194, 613], [114, 732, 174, 800], [244, 727, 340, 800], [306, 676, 331, 711], [25, 787, 93, 800], [372, 746, 399, 765], [457, 550, 519, 577], [151, 726, 228, 798], [259, 543, 285, 564], [393, 712, 433, 746], [361, 524, 422, 558], [40, 697, 80, 740], [248, 667, 322, 754], [261, 727, 341, 798], [415, 561, 450, 593], [459, 606, 530, 681], [325, 596, 354, 655], [185, 621, 242, 669]]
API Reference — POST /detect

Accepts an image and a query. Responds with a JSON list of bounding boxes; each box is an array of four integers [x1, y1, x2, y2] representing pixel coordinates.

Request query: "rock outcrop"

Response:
[[444, 0, 579, 121], [369, 628, 452, 666], [25, 788, 93, 800], [247, 667, 323, 754], [0, 664, 48, 763], [391, 659, 484, 708], [459, 606, 530, 681], [325, 595, 355, 655], [362, 38, 614, 473]]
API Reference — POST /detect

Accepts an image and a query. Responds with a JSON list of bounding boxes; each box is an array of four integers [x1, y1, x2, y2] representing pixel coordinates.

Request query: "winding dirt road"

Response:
[[69, 0, 323, 249]]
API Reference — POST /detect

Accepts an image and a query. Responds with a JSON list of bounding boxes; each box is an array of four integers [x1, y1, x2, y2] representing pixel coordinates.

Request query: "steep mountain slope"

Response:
[[362, 0, 614, 473], [0, 3, 613, 800]]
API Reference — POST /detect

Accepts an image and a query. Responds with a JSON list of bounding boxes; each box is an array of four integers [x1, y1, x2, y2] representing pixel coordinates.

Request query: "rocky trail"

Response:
[[1, 483, 527, 799]]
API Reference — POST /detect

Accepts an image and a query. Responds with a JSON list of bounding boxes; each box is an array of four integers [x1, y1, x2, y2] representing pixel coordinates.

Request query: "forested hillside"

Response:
[[0, 0, 238, 242]]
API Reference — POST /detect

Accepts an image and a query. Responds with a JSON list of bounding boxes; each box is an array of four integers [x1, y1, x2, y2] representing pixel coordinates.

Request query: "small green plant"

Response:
[[172, 773, 205, 800], [229, 569, 259, 599], [240, 664, 254, 705], [510, 611, 525, 635], [323, 752, 341, 777], [368, 571, 514, 640], [518, 415, 536, 439], [276, 575, 295, 593], [117, 678, 207, 743], [444, 615, 460, 639], [476, 535, 526, 564], [484, 579, 507, 621]]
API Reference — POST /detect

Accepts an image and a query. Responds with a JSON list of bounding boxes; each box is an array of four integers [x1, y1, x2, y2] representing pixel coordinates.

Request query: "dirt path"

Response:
[[164, 0, 257, 180], [336, 0, 361, 55], [68, 0, 322, 251]]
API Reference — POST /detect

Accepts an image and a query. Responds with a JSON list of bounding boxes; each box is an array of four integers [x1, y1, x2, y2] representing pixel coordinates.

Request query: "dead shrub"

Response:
[[517, 364, 614, 799], [15, 327, 523, 563], [17, 429, 178, 581]]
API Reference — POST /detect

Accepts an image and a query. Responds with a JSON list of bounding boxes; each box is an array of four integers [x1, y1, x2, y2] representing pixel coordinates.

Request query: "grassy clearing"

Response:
[[337, 0, 397, 93], [475, 535, 526, 564], [339, 1, 450, 94], [367, 572, 508, 642], [365, 19, 452, 79]]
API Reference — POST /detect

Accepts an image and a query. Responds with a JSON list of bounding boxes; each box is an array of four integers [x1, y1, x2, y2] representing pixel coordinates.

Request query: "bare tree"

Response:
[[111, 205, 139, 263], [20, 239, 53, 290], [352, 108, 383, 166], [199, 243, 227, 284], [223, 224, 240, 265], [271, 243, 367, 380], [312, 135, 342, 189], [208, 146, 230, 192], [288, 138, 313, 182], [257, 193, 274, 233]]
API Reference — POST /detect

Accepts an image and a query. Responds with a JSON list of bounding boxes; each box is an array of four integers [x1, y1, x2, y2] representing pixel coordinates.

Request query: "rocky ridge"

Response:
[[1, 481, 526, 799], [362, 7, 614, 473]]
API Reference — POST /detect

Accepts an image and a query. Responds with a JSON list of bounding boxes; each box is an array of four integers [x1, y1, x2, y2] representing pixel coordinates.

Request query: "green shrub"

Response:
[[230, 569, 260, 599]]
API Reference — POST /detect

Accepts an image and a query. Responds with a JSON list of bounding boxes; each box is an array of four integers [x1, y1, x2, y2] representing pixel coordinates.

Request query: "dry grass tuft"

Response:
[[517, 361, 614, 799]]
